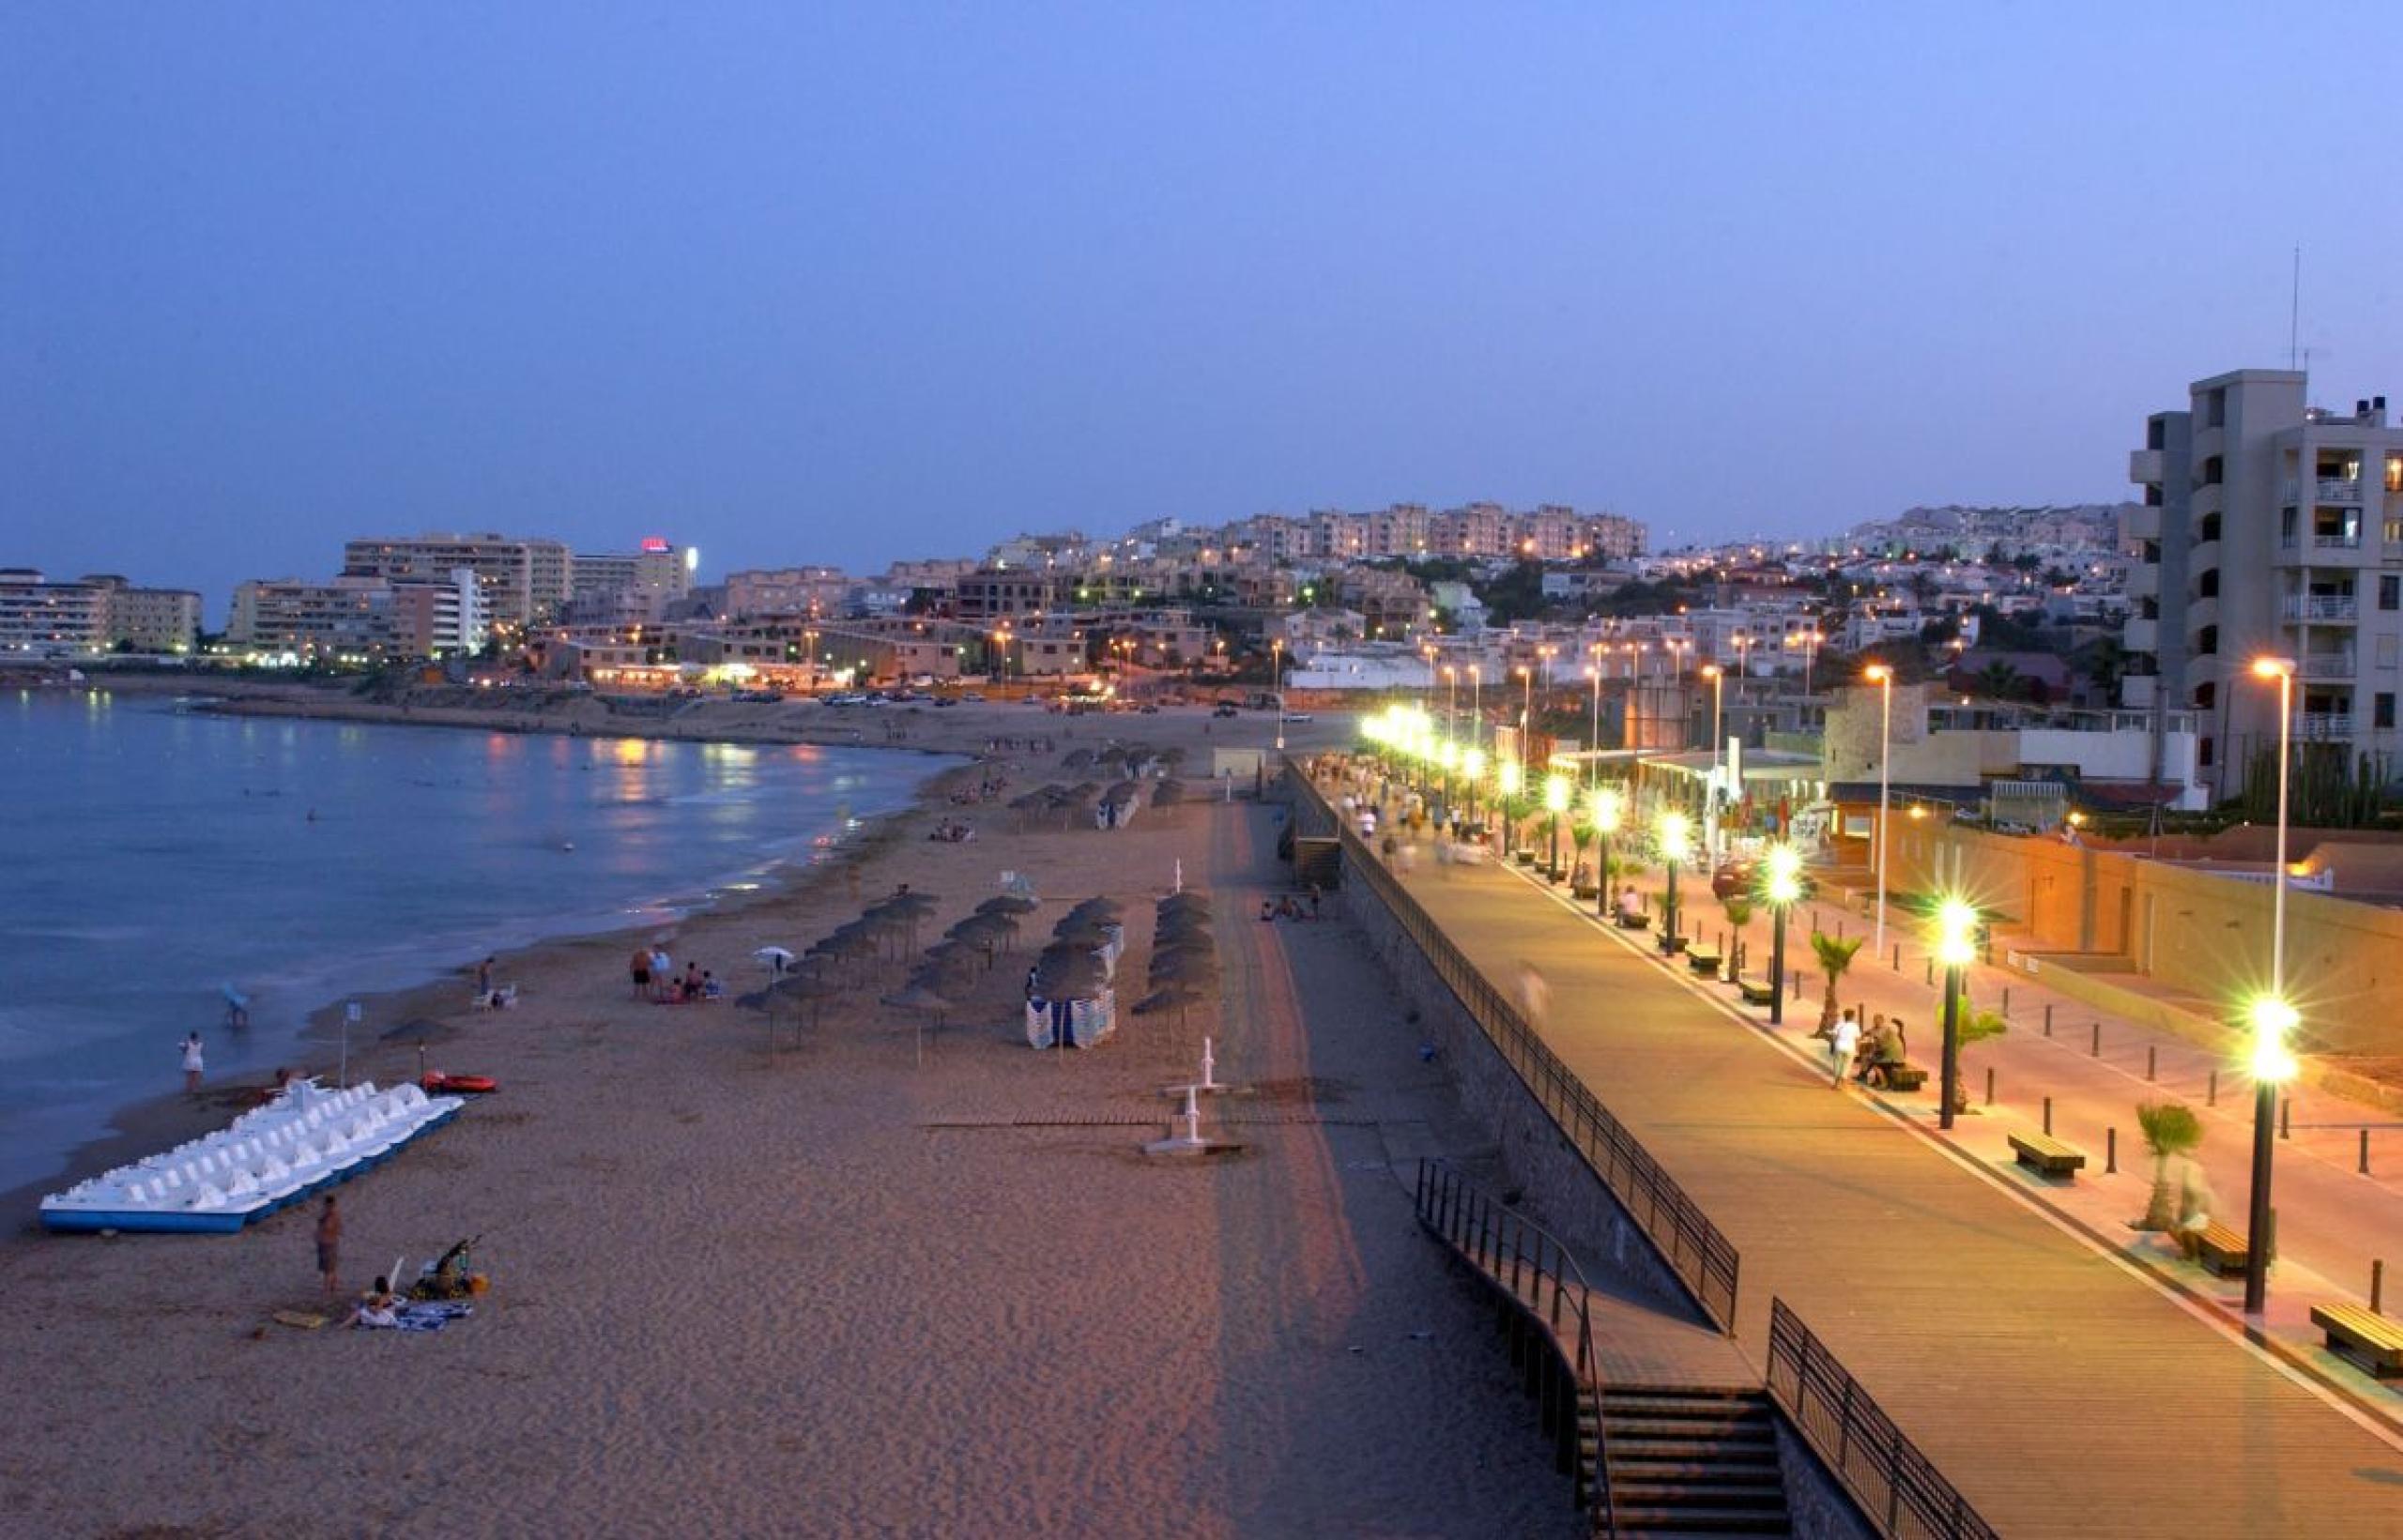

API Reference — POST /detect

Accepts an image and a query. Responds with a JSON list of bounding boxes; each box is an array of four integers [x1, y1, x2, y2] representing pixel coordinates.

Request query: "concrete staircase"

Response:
[[1596, 1386, 1791, 1538]]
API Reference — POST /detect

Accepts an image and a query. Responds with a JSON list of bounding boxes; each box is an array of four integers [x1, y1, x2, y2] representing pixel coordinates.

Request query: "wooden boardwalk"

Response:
[[1359, 828, 2403, 1536]]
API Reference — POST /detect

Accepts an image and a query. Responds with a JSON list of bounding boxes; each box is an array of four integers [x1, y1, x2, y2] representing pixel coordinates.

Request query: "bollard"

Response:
[[2208, 1069, 2218, 1106], [2002, 986, 2012, 1018], [1812, 910, 1820, 936], [1892, 943, 1902, 972], [2043, 1096, 2053, 1136], [2362, 1128, 2372, 1176], [2043, 1002, 2054, 1037], [2091, 1022, 2101, 1058], [1985, 1066, 1995, 1106], [1925, 958, 1934, 987], [1837, 918, 1845, 940], [1793, 969, 1804, 1000], [2281, 1099, 2291, 1140], [2148, 1045, 2157, 1083], [2106, 1127, 2118, 1174], [2375, 1260, 2386, 1316]]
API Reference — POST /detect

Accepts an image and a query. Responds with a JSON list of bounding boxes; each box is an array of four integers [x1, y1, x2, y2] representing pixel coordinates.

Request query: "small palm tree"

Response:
[[2135, 1101, 2203, 1231], [1722, 895, 1754, 979], [1946, 1008, 2008, 1112], [1811, 933, 1864, 1030]]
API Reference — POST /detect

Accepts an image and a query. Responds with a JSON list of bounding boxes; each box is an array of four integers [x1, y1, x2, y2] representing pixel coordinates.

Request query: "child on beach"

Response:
[[180, 1032, 205, 1095]]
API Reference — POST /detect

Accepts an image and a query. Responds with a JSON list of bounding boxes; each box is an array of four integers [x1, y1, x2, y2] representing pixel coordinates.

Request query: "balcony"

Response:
[[2121, 617, 2157, 652], [2283, 477, 2364, 506], [2128, 450, 2165, 487], [2299, 650, 2357, 681], [2283, 594, 2360, 622], [2278, 533, 2365, 562], [2127, 563, 2159, 599], [2298, 712, 2355, 742]]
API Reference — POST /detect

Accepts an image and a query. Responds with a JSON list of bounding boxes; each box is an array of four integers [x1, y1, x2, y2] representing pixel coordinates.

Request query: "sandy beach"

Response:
[[0, 694, 1577, 1538]]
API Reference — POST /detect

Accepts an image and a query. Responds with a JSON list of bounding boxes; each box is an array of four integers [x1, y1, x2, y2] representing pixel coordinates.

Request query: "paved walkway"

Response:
[[1603, 854, 2403, 1347], [1325, 778, 2403, 1537]]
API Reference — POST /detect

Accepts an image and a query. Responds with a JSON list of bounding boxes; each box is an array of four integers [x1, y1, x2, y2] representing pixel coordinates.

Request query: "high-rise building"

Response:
[[2125, 369, 2403, 799], [572, 538, 696, 620], [342, 533, 571, 630], [228, 576, 394, 657], [0, 570, 107, 656], [82, 575, 204, 653]]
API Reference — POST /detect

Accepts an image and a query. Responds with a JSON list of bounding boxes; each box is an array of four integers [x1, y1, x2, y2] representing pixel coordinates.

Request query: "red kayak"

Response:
[[421, 1073, 497, 1095]]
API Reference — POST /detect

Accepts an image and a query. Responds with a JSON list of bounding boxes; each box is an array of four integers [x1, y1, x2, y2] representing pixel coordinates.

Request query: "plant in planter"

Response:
[[1945, 1007, 2008, 1113], [1811, 932, 1864, 1031], [1721, 895, 1753, 981], [1569, 824, 1598, 895], [2135, 1100, 2203, 1231]]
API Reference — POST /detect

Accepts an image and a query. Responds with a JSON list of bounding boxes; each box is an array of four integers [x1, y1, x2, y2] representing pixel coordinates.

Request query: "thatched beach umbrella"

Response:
[[1033, 946, 1109, 999], [977, 895, 1040, 917], [1134, 981, 1205, 1033], [1148, 948, 1218, 986], [1065, 895, 1124, 920], [1151, 781, 1185, 808]]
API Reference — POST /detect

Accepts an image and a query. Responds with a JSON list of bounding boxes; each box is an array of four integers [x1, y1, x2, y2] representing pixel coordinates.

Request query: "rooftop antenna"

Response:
[[2288, 244, 2302, 373]]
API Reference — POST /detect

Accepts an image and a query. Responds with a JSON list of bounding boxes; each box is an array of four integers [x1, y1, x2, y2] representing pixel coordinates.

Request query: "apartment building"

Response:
[[723, 565, 849, 618], [88, 579, 204, 653], [229, 568, 485, 659], [0, 570, 107, 656], [2125, 370, 2403, 798], [342, 533, 572, 629], [573, 539, 695, 621]]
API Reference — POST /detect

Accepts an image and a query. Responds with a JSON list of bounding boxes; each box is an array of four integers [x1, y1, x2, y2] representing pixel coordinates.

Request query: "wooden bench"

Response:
[[1737, 978, 1777, 1007], [2007, 1131, 2087, 1179], [1868, 1061, 1927, 1092], [1685, 947, 1722, 977], [2310, 1304, 2403, 1378], [1614, 911, 1652, 931], [2193, 1222, 2250, 1276]]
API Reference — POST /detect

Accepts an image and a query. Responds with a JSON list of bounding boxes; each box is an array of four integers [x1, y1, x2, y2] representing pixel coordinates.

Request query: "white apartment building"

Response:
[[2126, 370, 2403, 799], [0, 570, 107, 656], [724, 566, 849, 618], [229, 576, 393, 657], [342, 533, 571, 629], [93, 581, 204, 653], [573, 540, 695, 621]]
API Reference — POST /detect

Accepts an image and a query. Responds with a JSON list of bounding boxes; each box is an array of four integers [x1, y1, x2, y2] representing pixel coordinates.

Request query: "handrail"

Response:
[[1765, 1299, 1998, 1540], [1293, 763, 1742, 1332], [1416, 1158, 1615, 1538]]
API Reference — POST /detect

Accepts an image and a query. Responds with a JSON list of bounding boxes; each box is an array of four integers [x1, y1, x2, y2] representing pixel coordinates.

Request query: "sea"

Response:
[[0, 688, 955, 1196]]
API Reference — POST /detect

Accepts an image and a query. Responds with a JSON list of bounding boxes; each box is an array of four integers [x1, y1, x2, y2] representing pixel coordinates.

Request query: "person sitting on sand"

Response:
[[344, 1276, 401, 1330], [681, 963, 704, 1001], [701, 970, 723, 1000]]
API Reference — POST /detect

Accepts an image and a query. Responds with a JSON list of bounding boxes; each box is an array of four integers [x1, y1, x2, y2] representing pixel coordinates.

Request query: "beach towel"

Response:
[[391, 1302, 473, 1334]]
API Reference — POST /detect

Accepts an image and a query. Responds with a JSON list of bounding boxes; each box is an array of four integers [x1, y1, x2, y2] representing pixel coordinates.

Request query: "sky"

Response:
[[8, 3, 2403, 612]]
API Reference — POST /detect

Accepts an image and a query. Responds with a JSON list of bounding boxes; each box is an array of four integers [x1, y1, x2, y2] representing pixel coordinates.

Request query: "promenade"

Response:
[[1316, 773, 2403, 1537]]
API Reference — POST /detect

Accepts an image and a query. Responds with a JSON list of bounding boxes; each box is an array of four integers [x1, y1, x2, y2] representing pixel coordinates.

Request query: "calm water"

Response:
[[0, 690, 953, 1194]]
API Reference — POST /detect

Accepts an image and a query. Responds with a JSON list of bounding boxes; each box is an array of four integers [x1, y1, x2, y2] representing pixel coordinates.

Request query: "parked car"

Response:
[[1213, 703, 1239, 718], [961, 691, 986, 702], [1283, 711, 1314, 724]]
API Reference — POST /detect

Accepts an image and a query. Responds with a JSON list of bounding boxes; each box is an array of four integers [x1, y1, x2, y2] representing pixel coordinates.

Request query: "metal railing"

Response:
[[1416, 1159, 1615, 1536], [1766, 1300, 1997, 1540], [2298, 651, 2357, 680], [1293, 766, 1743, 1331], [2283, 593, 2360, 621]]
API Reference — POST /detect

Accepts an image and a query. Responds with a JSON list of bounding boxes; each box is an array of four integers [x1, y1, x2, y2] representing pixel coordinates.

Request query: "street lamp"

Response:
[[1702, 662, 1725, 861], [1463, 746, 1487, 824], [1468, 663, 1482, 750], [1498, 758, 1523, 859], [1658, 810, 1691, 953], [1443, 665, 1459, 744], [1544, 773, 1569, 880], [1591, 785, 1623, 917], [1864, 663, 1894, 959], [1764, 842, 1802, 1026], [2243, 655, 2299, 1314], [1272, 638, 1286, 752], [1933, 897, 1979, 1129], [1516, 663, 1534, 774], [1585, 662, 1603, 789]]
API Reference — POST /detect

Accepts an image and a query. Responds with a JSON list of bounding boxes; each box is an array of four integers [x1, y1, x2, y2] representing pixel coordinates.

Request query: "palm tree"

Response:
[[1974, 661, 2025, 701], [1722, 895, 1754, 979], [1946, 1008, 2009, 1113], [2135, 1101, 2203, 1231], [1811, 933, 1864, 1030]]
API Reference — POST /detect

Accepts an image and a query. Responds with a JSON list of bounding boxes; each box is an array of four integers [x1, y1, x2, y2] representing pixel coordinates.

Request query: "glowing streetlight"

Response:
[[1702, 662, 1726, 862], [1590, 785, 1623, 918], [1658, 811, 1692, 954], [2243, 655, 2298, 1314], [1764, 843, 1803, 1026], [1864, 663, 1894, 958], [1272, 638, 1286, 752], [1543, 773, 1570, 880], [1933, 897, 1981, 1129], [1463, 746, 1487, 823], [1498, 758, 1523, 859]]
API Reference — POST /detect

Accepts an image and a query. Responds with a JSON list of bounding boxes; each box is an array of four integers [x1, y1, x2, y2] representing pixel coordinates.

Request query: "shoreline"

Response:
[[6, 696, 985, 1224]]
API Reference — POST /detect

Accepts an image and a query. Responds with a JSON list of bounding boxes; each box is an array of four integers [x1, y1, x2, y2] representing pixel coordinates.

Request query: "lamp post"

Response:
[[1865, 663, 1894, 959], [1658, 811, 1691, 954], [1463, 746, 1486, 826], [1765, 843, 1801, 1027], [1934, 897, 1979, 1130], [1586, 661, 1603, 789], [1702, 662, 1725, 861], [1592, 785, 1623, 918], [1544, 773, 1569, 880], [2245, 655, 2300, 1314], [1517, 663, 1534, 773], [1272, 638, 1286, 752], [1443, 665, 1459, 744], [1468, 664, 1482, 753], [1498, 758, 1523, 859]]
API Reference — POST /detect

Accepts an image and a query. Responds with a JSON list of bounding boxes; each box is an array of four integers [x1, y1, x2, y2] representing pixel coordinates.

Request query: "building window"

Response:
[[2200, 456, 2224, 486], [2381, 694, 2397, 730], [2389, 454, 2403, 495], [2197, 625, 2218, 656], [2199, 513, 2222, 543], [2384, 575, 2401, 611], [2199, 736, 2215, 767], [2206, 389, 2227, 429], [2193, 681, 2215, 710], [2196, 568, 2219, 599]]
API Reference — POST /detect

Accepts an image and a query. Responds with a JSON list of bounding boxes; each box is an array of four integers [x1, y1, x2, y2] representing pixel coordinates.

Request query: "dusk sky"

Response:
[[8, 3, 2403, 611]]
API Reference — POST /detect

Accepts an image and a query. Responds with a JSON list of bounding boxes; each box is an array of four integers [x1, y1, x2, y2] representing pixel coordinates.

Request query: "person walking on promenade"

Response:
[[2173, 1158, 2216, 1262], [1829, 1011, 1860, 1089], [179, 1032, 205, 1096], [316, 1195, 343, 1297], [1517, 961, 1551, 1028]]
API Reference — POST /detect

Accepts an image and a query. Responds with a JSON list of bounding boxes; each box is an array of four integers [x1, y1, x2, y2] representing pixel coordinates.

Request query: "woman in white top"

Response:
[[180, 1033, 205, 1095]]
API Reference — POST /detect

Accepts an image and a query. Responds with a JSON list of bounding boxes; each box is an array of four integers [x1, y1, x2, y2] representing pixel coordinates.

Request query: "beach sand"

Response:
[[0, 700, 1577, 1538]]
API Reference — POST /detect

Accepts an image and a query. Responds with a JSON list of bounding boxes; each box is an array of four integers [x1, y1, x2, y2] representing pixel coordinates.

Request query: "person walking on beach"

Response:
[[316, 1196, 343, 1297], [629, 946, 651, 999], [476, 956, 495, 999], [179, 1031, 205, 1095]]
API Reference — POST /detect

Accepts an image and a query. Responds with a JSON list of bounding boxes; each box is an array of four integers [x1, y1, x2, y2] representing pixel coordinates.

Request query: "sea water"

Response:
[[0, 689, 953, 1194]]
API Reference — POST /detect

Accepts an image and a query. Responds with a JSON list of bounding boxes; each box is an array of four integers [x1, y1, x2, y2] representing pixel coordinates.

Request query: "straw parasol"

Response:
[[1032, 946, 1109, 999], [977, 894, 1040, 916]]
